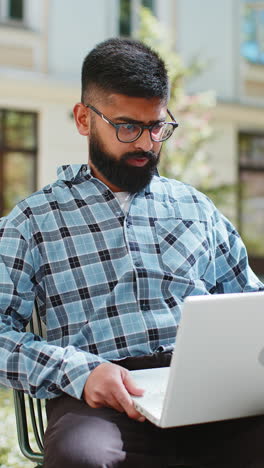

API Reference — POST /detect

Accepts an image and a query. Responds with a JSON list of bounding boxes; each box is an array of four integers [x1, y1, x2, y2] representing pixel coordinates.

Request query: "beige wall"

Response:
[[204, 101, 264, 224], [209, 101, 264, 184], [0, 76, 87, 189], [0, 17, 47, 73], [242, 62, 264, 103]]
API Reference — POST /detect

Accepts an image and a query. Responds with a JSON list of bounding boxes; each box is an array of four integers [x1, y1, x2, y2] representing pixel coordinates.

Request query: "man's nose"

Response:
[[134, 129, 154, 152]]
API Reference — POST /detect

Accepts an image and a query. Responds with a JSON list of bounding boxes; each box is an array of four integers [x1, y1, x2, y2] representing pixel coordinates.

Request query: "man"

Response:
[[0, 38, 264, 468]]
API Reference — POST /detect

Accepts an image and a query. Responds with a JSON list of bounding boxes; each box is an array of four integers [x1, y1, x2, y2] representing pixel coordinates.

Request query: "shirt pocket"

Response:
[[155, 218, 212, 279]]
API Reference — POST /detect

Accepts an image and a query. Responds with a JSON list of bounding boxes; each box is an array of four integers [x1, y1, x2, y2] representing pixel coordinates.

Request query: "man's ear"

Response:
[[73, 103, 91, 136]]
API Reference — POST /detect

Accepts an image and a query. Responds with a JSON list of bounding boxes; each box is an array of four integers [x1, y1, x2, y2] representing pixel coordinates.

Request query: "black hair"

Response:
[[81, 38, 169, 103]]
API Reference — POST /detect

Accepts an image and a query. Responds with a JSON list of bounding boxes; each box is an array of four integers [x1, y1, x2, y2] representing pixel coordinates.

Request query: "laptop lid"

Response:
[[132, 291, 264, 428]]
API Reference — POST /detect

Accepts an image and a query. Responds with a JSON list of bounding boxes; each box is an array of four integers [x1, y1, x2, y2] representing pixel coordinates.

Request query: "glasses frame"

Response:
[[84, 103, 179, 143]]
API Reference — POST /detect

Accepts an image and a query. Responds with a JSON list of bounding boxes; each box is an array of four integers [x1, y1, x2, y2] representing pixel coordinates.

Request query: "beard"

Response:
[[89, 131, 160, 194]]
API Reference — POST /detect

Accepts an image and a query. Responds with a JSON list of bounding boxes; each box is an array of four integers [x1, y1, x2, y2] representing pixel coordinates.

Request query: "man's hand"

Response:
[[83, 362, 146, 421]]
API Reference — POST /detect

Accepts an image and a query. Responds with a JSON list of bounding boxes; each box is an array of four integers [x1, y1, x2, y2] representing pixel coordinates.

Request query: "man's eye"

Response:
[[153, 122, 164, 130], [122, 124, 138, 133]]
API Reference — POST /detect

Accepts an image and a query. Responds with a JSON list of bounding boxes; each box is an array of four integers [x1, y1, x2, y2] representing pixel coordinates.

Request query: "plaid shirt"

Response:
[[0, 164, 263, 400]]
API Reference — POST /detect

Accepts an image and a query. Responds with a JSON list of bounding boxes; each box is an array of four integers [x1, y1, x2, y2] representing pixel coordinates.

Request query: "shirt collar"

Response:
[[57, 164, 91, 182], [56, 163, 159, 195]]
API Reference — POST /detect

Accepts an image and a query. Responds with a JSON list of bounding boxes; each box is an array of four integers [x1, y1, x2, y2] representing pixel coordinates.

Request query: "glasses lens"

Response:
[[151, 123, 174, 142], [118, 124, 141, 142]]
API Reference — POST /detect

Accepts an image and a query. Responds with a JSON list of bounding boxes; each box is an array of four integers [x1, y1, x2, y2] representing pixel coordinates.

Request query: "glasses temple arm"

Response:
[[167, 109, 177, 123]]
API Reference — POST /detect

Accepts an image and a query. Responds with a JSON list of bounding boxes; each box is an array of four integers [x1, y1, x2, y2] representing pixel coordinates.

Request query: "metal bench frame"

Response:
[[13, 309, 45, 467]]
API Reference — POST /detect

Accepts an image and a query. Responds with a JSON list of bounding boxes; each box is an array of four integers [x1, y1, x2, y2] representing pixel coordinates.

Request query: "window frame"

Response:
[[241, 0, 264, 65], [119, 0, 156, 37], [238, 130, 264, 275], [0, 0, 25, 26], [0, 108, 38, 216]]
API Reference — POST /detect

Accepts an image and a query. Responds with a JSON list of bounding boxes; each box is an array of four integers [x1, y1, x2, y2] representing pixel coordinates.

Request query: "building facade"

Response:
[[0, 0, 264, 274], [176, 0, 264, 275]]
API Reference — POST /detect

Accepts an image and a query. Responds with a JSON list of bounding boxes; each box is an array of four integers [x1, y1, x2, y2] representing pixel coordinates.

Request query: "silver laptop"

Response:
[[130, 291, 264, 428]]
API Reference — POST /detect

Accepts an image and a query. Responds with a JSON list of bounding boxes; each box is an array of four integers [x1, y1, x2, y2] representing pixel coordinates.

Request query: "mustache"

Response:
[[120, 151, 159, 162]]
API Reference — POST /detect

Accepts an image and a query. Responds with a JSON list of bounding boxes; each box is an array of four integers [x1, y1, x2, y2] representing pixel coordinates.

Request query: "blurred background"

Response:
[[0, 0, 264, 465]]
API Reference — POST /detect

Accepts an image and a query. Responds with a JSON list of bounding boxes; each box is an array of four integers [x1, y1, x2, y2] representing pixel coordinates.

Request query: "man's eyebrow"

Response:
[[113, 115, 166, 124]]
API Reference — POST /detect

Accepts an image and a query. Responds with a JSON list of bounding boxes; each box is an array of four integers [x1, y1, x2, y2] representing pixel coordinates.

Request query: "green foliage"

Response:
[[242, 236, 264, 257], [0, 386, 34, 467], [138, 7, 236, 208]]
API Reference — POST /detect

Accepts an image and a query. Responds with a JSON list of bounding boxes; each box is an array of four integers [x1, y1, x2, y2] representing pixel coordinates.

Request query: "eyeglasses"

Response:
[[84, 103, 179, 143]]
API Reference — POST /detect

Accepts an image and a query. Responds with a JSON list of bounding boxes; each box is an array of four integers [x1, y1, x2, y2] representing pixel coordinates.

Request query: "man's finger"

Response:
[[105, 394, 126, 413], [112, 385, 145, 421], [122, 371, 145, 397]]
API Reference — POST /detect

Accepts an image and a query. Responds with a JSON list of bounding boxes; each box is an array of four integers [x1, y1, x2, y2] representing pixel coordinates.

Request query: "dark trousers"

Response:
[[43, 354, 264, 467]]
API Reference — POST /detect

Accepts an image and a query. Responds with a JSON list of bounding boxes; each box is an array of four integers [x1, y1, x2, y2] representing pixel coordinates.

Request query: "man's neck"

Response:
[[89, 161, 123, 192]]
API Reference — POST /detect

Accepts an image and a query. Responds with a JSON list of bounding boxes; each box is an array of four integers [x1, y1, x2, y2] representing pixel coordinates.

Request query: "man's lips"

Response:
[[126, 157, 149, 167]]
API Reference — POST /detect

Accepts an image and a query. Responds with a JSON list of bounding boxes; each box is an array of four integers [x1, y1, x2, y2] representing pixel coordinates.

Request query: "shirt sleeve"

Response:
[[0, 218, 106, 400], [206, 207, 264, 293]]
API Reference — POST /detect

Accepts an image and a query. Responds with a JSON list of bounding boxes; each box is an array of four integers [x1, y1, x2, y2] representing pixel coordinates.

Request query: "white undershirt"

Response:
[[115, 192, 132, 214]]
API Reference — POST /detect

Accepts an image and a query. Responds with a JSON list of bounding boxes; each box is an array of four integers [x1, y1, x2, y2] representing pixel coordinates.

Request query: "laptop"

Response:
[[130, 291, 264, 428]]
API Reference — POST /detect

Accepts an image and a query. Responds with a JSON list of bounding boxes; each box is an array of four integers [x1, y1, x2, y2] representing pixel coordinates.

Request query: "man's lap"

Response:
[[44, 394, 264, 468], [44, 394, 166, 467]]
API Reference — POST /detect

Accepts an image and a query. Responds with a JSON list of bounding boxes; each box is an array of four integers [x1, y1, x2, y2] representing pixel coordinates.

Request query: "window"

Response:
[[119, 0, 155, 37], [238, 132, 264, 274], [9, 0, 23, 20], [119, 0, 131, 36], [241, 0, 264, 64], [142, 0, 154, 8], [0, 0, 24, 24], [0, 110, 37, 216]]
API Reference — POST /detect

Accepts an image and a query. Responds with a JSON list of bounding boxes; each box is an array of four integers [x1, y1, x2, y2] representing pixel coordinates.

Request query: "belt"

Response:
[[111, 350, 172, 370]]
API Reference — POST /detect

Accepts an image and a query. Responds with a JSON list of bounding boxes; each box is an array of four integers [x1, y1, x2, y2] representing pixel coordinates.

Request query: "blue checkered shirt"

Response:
[[0, 164, 263, 400]]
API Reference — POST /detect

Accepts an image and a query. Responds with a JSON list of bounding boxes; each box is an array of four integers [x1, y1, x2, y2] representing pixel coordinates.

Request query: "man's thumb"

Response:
[[122, 372, 145, 396]]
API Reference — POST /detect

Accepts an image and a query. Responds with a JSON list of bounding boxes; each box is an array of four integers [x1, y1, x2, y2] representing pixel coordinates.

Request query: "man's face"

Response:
[[87, 94, 166, 193]]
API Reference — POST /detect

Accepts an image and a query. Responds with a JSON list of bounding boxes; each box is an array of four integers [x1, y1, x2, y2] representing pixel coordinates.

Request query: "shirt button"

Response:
[[141, 305, 150, 311], [48, 384, 57, 392], [134, 261, 141, 267]]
